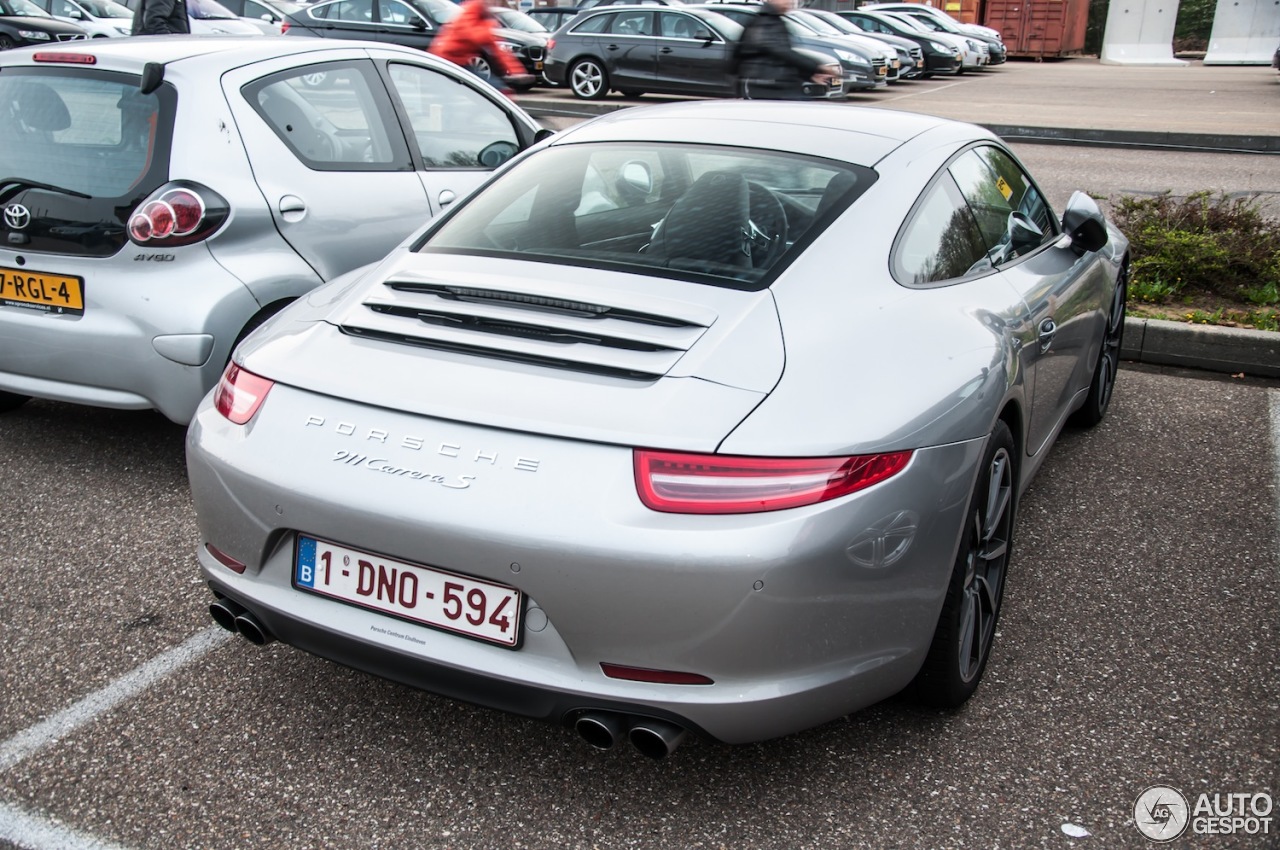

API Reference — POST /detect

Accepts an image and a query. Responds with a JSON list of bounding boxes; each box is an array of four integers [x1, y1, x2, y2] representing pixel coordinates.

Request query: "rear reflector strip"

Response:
[[600, 664, 714, 685]]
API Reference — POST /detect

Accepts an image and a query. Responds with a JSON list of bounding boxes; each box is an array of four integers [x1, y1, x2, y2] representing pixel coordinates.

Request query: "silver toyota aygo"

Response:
[[188, 101, 1130, 758], [0, 37, 543, 423]]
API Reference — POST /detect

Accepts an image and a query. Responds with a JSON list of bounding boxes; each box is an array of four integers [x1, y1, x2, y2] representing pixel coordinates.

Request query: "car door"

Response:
[[381, 57, 529, 214], [600, 9, 657, 89], [652, 11, 732, 95], [948, 146, 1106, 455], [224, 51, 430, 280]]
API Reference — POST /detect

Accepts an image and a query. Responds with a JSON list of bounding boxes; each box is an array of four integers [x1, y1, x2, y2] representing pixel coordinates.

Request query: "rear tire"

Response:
[[0, 391, 30, 413], [1070, 265, 1127, 429], [911, 420, 1016, 709]]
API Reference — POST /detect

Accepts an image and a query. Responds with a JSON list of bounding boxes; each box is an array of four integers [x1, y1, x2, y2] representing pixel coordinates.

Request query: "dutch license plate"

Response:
[[0, 266, 84, 315], [294, 535, 522, 648]]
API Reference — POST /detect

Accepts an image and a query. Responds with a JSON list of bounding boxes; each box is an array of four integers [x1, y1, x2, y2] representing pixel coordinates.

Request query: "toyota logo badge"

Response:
[[3, 204, 31, 231]]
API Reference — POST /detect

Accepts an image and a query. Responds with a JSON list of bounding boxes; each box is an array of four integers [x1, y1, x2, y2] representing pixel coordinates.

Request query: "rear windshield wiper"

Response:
[[0, 179, 93, 204]]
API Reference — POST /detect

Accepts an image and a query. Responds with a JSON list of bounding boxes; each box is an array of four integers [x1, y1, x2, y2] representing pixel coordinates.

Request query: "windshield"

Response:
[[79, 0, 131, 16], [422, 142, 875, 291], [1, 0, 51, 16], [188, 0, 238, 19], [492, 7, 546, 32]]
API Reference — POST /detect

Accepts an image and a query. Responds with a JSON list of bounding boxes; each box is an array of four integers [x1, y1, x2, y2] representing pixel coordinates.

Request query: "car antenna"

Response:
[[139, 62, 164, 94]]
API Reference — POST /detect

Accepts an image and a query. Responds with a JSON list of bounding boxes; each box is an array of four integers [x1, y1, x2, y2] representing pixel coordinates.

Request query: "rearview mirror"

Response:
[[1061, 191, 1108, 255]]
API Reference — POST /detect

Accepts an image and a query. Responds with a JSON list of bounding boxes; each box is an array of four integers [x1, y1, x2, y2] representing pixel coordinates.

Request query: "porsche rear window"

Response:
[[0, 69, 173, 200], [419, 142, 876, 290]]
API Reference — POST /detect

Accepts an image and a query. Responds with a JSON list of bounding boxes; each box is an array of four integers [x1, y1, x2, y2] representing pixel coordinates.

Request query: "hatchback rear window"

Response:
[[420, 142, 875, 290], [0, 69, 174, 200]]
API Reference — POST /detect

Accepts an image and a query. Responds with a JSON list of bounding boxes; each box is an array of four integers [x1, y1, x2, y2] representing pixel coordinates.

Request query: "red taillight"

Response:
[[33, 52, 96, 64], [634, 449, 913, 514], [127, 181, 226, 247], [600, 664, 713, 685], [280, 20, 289, 32], [546, 37, 555, 50], [213, 363, 274, 425]]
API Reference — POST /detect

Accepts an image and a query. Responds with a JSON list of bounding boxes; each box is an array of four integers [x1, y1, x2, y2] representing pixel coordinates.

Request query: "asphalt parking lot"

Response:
[[2, 57, 1279, 850], [0, 365, 1277, 849]]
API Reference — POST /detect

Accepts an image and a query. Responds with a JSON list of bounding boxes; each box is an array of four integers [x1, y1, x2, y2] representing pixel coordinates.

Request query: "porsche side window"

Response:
[[950, 147, 1056, 266], [387, 64, 519, 169], [948, 150, 1014, 251], [894, 174, 989, 285], [975, 146, 1056, 239], [248, 63, 402, 169]]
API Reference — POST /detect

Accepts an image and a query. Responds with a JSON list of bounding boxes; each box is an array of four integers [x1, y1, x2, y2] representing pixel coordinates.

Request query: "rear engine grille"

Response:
[[338, 278, 715, 381]]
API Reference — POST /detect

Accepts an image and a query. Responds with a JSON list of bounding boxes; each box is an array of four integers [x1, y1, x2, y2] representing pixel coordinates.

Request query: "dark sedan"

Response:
[[544, 5, 842, 100], [282, 0, 546, 84], [836, 9, 962, 77], [0, 0, 86, 47]]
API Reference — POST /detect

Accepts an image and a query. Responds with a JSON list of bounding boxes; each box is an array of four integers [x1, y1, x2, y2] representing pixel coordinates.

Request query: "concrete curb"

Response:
[[1122, 317, 1280, 378]]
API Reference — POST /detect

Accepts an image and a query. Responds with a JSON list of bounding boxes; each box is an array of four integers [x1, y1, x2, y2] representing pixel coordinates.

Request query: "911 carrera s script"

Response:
[[331, 450, 476, 489]]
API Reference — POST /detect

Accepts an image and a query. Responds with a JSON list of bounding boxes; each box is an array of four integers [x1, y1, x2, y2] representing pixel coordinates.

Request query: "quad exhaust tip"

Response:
[[574, 711, 687, 759], [208, 596, 275, 646]]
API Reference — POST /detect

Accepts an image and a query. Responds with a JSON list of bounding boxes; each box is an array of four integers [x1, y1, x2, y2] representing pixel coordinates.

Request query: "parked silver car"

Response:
[[0, 37, 544, 423], [189, 101, 1129, 757]]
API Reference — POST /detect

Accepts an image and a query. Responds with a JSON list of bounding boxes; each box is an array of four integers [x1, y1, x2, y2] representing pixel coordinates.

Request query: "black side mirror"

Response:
[[1061, 190, 1108, 255]]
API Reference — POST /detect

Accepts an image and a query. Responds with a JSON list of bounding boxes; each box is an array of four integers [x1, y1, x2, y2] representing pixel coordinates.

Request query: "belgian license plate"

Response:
[[0, 266, 84, 315], [294, 535, 522, 648]]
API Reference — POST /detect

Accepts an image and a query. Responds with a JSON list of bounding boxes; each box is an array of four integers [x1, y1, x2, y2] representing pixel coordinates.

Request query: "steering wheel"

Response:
[[746, 182, 788, 269]]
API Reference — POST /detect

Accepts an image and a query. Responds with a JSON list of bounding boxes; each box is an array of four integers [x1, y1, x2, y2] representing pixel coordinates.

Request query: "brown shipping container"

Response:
[[980, 0, 1090, 57]]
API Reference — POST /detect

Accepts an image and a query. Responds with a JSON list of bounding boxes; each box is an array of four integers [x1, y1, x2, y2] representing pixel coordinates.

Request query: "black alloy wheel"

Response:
[[1070, 264, 1128, 428], [913, 419, 1015, 708]]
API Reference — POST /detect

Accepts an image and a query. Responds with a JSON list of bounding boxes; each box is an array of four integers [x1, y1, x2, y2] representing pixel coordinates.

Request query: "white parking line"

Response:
[[0, 800, 132, 850], [876, 80, 966, 103], [0, 628, 231, 772]]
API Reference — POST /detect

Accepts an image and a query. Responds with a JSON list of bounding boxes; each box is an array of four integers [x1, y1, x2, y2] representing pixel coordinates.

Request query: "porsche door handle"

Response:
[[1038, 318, 1057, 352]]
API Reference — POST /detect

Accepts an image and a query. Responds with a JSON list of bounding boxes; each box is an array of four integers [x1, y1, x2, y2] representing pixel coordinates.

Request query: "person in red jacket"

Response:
[[429, 0, 534, 93]]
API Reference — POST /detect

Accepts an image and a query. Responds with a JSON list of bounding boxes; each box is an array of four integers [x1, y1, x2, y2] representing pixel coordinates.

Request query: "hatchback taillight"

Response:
[[546, 37, 555, 50], [127, 181, 228, 247], [280, 20, 289, 32], [213, 363, 273, 425], [634, 449, 913, 514]]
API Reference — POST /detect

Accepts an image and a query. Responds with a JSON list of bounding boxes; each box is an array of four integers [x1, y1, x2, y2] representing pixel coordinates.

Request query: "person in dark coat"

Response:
[[132, 0, 190, 35], [731, 0, 838, 100]]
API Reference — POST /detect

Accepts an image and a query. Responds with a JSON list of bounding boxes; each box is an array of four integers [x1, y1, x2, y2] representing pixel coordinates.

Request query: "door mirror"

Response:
[[1061, 190, 1108, 255], [616, 160, 653, 200]]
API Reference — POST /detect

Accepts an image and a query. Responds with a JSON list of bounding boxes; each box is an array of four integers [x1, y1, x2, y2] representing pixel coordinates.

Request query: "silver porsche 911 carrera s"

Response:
[[187, 101, 1129, 758]]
